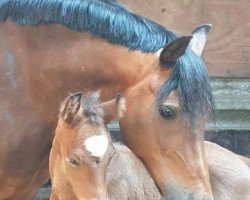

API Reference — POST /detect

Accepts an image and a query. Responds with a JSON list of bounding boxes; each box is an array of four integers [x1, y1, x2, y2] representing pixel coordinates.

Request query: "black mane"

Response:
[[157, 49, 214, 128], [0, 0, 176, 52]]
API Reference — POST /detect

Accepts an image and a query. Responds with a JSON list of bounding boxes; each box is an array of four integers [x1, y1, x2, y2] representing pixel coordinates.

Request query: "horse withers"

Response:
[[49, 92, 162, 200]]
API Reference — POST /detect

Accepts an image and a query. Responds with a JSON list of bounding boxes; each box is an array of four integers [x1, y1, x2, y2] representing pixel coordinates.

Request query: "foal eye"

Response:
[[159, 106, 176, 119], [67, 157, 79, 167]]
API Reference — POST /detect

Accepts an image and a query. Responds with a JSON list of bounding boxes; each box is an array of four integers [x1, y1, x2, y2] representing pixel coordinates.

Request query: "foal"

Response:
[[49, 92, 162, 200]]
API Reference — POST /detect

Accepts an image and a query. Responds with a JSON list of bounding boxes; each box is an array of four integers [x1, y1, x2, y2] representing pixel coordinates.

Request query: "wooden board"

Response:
[[120, 0, 250, 77]]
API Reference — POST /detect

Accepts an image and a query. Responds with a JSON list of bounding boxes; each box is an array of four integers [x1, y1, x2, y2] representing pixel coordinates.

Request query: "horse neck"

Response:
[[0, 21, 157, 122]]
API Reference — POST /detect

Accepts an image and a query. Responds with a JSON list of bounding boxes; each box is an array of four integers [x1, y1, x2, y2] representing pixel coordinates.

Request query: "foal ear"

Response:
[[159, 36, 193, 68], [100, 94, 126, 123], [59, 93, 83, 124], [189, 24, 212, 56]]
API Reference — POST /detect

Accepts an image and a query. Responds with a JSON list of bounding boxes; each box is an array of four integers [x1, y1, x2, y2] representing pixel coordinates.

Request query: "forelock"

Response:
[[81, 92, 104, 124], [157, 48, 214, 130]]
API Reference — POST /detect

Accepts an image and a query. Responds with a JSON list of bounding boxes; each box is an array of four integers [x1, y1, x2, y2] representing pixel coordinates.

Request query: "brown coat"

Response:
[[107, 143, 163, 200], [205, 141, 250, 200]]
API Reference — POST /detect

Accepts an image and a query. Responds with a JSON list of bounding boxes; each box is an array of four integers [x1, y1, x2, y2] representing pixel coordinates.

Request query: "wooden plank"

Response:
[[120, 0, 250, 77], [119, 0, 203, 33], [203, 0, 250, 77]]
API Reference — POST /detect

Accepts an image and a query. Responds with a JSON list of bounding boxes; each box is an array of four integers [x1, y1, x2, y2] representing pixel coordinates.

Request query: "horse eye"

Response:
[[67, 157, 79, 167], [159, 106, 176, 119]]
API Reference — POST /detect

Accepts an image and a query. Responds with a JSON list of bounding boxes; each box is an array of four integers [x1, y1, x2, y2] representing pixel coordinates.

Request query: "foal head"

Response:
[[53, 92, 126, 200]]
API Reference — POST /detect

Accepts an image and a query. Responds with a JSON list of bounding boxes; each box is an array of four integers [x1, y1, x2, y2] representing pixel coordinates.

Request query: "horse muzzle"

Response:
[[163, 183, 214, 200]]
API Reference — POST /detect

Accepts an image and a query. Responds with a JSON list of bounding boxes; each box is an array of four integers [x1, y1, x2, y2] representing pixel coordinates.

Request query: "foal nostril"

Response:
[[89, 155, 102, 165]]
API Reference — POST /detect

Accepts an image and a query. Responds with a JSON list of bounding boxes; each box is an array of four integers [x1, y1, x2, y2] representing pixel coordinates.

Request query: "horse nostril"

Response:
[[165, 186, 214, 200]]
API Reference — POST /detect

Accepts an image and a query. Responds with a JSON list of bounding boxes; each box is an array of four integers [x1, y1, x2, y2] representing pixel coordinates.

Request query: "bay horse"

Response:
[[49, 92, 162, 200], [0, 0, 214, 199]]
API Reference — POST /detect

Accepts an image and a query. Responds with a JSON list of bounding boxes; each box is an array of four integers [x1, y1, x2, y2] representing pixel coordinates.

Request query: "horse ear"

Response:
[[189, 24, 212, 56], [159, 36, 193, 68], [59, 93, 83, 124], [101, 94, 126, 123]]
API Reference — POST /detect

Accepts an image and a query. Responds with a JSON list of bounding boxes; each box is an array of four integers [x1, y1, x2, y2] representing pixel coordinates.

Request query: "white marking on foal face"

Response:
[[85, 135, 109, 158]]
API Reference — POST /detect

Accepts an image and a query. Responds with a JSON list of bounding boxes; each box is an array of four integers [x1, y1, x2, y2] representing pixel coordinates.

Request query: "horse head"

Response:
[[120, 24, 214, 200]]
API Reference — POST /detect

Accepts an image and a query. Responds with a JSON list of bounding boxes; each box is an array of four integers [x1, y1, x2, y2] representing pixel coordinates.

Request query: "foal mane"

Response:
[[0, 0, 214, 129], [60, 92, 104, 125]]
